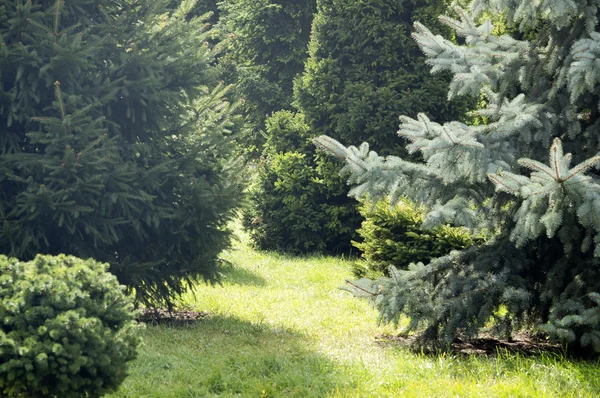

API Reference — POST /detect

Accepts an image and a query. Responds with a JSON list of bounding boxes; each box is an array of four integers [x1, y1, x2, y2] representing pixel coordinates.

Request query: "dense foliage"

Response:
[[295, 0, 470, 155], [217, 0, 317, 154], [243, 111, 358, 254], [0, 0, 242, 308], [0, 254, 141, 397], [352, 198, 477, 278], [245, 0, 468, 255], [316, 0, 600, 352]]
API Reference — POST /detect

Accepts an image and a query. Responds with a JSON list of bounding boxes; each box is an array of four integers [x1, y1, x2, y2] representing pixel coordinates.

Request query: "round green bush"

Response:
[[0, 254, 142, 398]]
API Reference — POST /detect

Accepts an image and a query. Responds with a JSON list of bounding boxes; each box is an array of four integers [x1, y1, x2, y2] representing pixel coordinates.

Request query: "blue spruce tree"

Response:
[[315, 0, 600, 352]]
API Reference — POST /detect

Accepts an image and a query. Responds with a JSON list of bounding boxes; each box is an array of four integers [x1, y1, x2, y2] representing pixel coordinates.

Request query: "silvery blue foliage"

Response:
[[315, 0, 600, 352]]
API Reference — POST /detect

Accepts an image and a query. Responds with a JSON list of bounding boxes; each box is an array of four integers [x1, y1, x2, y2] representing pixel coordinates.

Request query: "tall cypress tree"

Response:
[[0, 0, 242, 308], [316, 0, 600, 352]]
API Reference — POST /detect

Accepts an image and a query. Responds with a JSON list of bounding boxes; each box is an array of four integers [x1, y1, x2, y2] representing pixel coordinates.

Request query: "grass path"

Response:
[[110, 235, 600, 397]]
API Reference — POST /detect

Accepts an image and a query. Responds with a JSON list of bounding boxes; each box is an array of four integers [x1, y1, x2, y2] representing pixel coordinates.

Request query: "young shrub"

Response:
[[352, 198, 478, 278], [0, 254, 141, 398], [243, 111, 361, 254], [244, 151, 328, 254]]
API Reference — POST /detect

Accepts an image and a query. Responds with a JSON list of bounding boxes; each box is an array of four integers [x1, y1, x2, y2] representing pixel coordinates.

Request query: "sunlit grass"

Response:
[[110, 230, 600, 397]]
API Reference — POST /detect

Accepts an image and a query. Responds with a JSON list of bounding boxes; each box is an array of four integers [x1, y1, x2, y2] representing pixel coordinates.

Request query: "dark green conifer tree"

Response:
[[0, 0, 242, 308], [217, 0, 317, 154], [243, 111, 357, 254], [296, 0, 468, 155], [246, 0, 469, 254]]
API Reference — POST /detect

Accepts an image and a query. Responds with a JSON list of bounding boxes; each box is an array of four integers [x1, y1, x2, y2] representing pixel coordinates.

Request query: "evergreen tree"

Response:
[[295, 0, 470, 156], [352, 198, 478, 278], [242, 111, 358, 254], [316, 0, 600, 352], [0, 0, 242, 309], [168, 0, 220, 24], [246, 0, 467, 255], [217, 0, 316, 154]]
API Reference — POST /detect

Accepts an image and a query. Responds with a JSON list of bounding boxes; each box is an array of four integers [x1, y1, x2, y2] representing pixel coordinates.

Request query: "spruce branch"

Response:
[[568, 31, 600, 101], [26, 18, 53, 35], [517, 159, 556, 180], [53, 0, 64, 39], [313, 135, 348, 160], [487, 173, 519, 194], [29, 117, 64, 127], [412, 22, 446, 55], [562, 155, 600, 183], [489, 137, 600, 255], [53, 81, 68, 135], [344, 279, 379, 296], [492, 138, 600, 195], [54, 81, 66, 121]]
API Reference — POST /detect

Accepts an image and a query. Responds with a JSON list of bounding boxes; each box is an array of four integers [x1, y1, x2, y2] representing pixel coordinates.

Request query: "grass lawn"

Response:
[[109, 232, 600, 397]]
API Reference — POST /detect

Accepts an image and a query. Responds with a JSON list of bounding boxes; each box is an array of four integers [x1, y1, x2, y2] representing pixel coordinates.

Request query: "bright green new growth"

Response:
[[352, 198, 478, 278], [0, 254, 141, 398], [315, 0, 600, 352]]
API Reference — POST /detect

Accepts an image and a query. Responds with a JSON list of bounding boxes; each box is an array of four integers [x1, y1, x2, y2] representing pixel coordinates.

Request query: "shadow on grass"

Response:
[[218, 261, 267, 286], [375, 333, 567, 358], [112, 315, 350, 398]]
